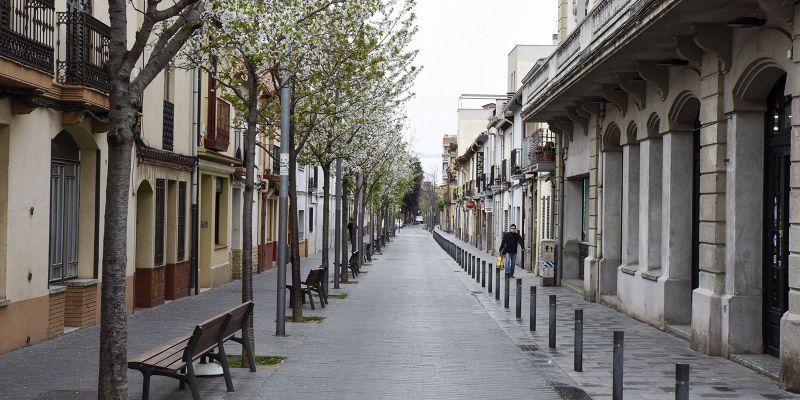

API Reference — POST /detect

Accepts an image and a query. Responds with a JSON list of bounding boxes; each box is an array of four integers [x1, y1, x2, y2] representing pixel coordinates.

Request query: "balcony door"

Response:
[[49, 131, 80, 283]]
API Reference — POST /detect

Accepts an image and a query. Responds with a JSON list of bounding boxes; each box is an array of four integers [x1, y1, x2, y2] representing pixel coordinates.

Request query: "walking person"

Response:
[[498, 224, 522, 278]]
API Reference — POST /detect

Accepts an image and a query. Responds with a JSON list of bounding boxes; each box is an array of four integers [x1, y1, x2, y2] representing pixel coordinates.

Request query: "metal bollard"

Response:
[[481, 260, 486, 287], [504, 275, 510, 308], [495, 268, 500, 300], [574, 309, 583, 372], [530, 286, 536, 331], [488, 263, 493, 293], [549, 295, 556, 348], [475, 259, 480, 282], [515, 279, 522, 319], [472, 256, 476, 278], [675, 364, 689, 400], [613, 331, 624, 400]]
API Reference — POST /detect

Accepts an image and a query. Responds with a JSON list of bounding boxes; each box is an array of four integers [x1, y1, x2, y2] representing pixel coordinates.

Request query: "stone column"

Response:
[[638, 137, 663, 272], [600, 149, 622, 296], [661, 131, 694, 324], [722, 110, 764, 355], [584, 119, 601, 301], [691, 53, 727, 356], [781, 90, 800, 391], [621, 143, 640, 267]]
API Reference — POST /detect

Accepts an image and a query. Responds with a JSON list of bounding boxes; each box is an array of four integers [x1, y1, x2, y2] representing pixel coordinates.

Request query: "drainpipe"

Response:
[[190, 67, 201, 295], [557, 143, 565, 287]]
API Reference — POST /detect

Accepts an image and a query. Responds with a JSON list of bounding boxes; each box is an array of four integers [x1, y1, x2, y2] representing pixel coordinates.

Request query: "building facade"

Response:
[[520, 0, 800, 390]]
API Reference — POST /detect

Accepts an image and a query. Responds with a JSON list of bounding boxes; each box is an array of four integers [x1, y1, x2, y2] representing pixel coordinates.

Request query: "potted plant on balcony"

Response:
[[536, 141, 556, 162]]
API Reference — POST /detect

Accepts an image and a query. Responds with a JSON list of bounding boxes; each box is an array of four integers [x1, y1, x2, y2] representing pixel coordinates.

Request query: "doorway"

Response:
[[763, 76, 790, 357], [49, 131, 80, 283]]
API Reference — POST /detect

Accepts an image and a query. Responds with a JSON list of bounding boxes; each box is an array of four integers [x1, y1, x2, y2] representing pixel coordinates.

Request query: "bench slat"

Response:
[[128, 335, 190, 365]]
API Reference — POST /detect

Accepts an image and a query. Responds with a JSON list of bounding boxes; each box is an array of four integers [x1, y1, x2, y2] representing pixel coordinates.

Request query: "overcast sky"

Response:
[[406, 0, 558, 180]]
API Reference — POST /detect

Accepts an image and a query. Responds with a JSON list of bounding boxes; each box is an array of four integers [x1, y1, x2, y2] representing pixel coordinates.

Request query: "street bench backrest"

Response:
[[220, 301, 254, 341], [305, 268, 324, 286], [184, 312, 231, 362]]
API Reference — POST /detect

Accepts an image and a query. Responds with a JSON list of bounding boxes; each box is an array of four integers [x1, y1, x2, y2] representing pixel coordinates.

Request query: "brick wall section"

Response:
[[64, 281, 98, 328], [165, 261, 190, 300], [47, 287, 65, 339]]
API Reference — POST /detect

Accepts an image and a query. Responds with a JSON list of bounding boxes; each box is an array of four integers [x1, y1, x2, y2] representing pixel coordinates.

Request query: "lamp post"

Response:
[[275, 44, 290, 336]]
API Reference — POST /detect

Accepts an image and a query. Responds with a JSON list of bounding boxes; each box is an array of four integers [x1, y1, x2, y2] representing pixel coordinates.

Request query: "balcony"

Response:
[[490, 165, 501, 192], [510, 149, 524, 178], [204, 100, 230, 152], [56, 11, 110, 93], [0, 0, 55, 74], [529, 128, 556, 173]]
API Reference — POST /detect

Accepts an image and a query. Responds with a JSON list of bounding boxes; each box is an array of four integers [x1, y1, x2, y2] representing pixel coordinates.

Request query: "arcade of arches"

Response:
[[529, 24, 800, 391]]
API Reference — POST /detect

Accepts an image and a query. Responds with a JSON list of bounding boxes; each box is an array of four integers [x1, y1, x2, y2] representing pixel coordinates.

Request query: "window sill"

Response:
[[64, 279, 100, 287], [215, 245, 229, 250], [641, 269, 662, 282], [0, 298, 9, 308], [48, 285, 67, 295], [620, 265, 637, 276]]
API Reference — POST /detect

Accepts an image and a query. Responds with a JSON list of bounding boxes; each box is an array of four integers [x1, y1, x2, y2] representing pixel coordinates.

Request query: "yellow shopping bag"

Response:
[[497, 256, 504, 270]]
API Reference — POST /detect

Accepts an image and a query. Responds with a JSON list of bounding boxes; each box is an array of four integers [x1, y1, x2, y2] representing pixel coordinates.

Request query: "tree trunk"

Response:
[[240, 72, 258, 367], [288, 125, 303, 320], [340, 184, 349, 283], [321, 163, 331, 277], [98, 81, 136, 399]]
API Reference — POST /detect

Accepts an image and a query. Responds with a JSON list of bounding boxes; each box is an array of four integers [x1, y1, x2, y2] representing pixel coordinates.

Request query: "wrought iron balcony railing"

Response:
[[0, 0, 55, 73], [56, 11, 110, 93], [530, 128, 556, 172]]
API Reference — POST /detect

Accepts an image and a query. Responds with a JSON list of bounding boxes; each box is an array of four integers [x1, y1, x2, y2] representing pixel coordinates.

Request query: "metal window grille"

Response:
[[154, 179, 165, 265], [56, 9, 110, 93], [271, 145, 280, 174], [162, 100, 174, 151], [0, 0, 55, 73], [177, 181, 186, 261]]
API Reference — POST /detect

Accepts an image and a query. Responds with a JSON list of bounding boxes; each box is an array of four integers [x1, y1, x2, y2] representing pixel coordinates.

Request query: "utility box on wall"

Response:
[[540, 239, 556, 286]]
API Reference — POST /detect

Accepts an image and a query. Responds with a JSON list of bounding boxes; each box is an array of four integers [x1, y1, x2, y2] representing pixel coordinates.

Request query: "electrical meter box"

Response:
[[539, 239, 556, 286]]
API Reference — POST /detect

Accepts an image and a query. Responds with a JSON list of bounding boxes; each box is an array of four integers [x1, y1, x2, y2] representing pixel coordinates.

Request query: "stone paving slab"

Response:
[[436, 228, 800, 400]]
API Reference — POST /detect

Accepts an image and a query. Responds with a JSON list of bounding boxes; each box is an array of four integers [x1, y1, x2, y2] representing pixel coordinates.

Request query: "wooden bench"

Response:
[[127, 301, 256, 400], [287, 268, 327, 309]]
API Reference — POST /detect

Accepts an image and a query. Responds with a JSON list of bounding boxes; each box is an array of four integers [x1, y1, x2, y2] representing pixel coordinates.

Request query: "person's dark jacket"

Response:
[[499, 231, 522, 255]]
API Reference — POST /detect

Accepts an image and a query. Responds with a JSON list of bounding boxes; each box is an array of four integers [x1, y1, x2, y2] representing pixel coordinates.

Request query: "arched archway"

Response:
[[725, 57, 789, 356], [662, 94, 701, 327], [134, 180, 163, 308], [599, 123, 623, 297], [621, 121, 640, 270]]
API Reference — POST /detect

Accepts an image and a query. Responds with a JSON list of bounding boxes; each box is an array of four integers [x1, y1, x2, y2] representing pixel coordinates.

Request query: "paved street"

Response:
[[437, 229, 800, 400], [0, 226, 796, 399]]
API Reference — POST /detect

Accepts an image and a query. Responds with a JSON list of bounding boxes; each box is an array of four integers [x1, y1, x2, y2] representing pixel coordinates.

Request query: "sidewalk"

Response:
[[0, 250, 347, 399], [435, 228, 799, 400]]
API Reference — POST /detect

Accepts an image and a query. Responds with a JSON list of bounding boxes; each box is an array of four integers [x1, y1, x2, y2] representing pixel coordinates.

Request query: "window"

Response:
[[299, 210, 305, 241], [155, 179, 165, 265], [581, 177, 589, 242], [215, 177, 223, 245], [162, 100, 174, 151], [177, 181, 186, 261], [309, 207, 314, 233]]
